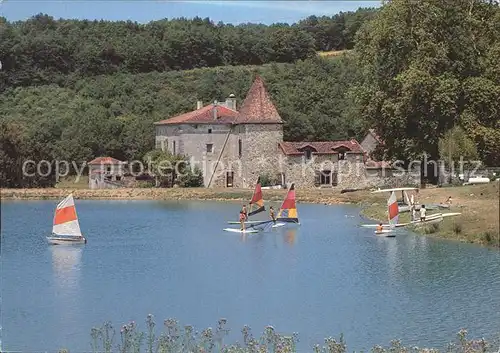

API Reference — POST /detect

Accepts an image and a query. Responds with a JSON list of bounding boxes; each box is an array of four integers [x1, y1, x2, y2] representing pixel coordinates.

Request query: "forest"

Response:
[[1, 0, 499, 187]]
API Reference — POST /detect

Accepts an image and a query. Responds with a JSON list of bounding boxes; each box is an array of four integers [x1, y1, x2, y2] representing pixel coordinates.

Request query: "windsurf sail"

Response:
[[52, 194, 82, 237], [277, 183, 299, 223], [388, 191, 399, 227], [248, 177, 265, 216]]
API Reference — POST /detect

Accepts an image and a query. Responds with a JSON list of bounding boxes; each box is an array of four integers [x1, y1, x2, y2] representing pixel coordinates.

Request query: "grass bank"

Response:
[[1, 183, 498, 248], [360, 183, 500, 248]]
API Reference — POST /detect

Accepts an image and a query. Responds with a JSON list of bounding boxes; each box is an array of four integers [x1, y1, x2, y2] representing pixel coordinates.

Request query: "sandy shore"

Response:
[[2, 184, 498, 247]]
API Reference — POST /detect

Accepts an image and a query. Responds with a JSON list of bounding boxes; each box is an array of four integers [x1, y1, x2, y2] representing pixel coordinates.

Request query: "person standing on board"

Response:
[[269, 206, 276, 224], [376, 223, 383, 232], [242, 204, 248, 221], [239, 211, 246, 231], [420, 205, 426, 222]]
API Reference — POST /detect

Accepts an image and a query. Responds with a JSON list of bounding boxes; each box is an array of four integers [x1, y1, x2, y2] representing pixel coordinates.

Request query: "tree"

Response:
[[349, 0, 500, 171], [438, 126, 479, 182]]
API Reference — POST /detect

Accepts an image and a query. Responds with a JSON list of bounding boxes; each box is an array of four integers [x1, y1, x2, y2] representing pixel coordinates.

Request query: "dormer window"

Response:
[[305, 149, 312, 160], [334, 146, 349, 160]]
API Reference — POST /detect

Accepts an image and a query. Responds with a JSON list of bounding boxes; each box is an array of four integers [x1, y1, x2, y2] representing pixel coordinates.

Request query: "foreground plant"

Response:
[[90, 315, 499, 353]]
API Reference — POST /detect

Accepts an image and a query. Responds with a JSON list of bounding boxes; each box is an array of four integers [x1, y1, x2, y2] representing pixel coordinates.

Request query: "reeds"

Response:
[[88, 315, 499, 353]]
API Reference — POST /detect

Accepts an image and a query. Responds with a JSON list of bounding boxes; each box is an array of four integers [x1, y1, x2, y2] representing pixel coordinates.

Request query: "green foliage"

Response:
[[349, 0, 500, 166], [177, 165, 203, 188], [0, 11, 376, 92], [439, 126, 479, 163], [0, 56, 367, 187]]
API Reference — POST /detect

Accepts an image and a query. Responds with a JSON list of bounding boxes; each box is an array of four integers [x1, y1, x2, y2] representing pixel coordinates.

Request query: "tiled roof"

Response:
[[88, 157, 124, 165], [154, 104, 239, 125], [236, 76, 283, 124], [279, 140, 364, 155]]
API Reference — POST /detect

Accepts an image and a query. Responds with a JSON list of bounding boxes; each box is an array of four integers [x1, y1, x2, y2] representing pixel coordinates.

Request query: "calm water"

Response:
[[1, 200, 500, 352]]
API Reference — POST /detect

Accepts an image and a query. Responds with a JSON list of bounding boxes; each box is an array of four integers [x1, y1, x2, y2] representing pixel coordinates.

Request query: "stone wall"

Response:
[[237, 123, 284, 188]]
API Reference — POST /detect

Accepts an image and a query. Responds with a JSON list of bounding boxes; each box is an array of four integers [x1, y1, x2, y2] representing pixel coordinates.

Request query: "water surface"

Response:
[[2, 200, 500, 351]]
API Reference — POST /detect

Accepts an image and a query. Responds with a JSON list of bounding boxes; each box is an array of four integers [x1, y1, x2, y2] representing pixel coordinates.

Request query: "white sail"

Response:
[[52, 194, 82, 237]]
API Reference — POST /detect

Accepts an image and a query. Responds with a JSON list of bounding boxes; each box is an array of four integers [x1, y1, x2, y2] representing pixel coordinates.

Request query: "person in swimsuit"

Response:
[[269, 206, 276, 224], [239, 211, 246, 231], [376, 223, 383, 232], [242, 204, 248, 221]]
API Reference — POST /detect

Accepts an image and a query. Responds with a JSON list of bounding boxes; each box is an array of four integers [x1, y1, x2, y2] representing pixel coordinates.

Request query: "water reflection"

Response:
[[283, 228, 297, 246], [51, 245, 83, 279], [50, 245, 83, 340]]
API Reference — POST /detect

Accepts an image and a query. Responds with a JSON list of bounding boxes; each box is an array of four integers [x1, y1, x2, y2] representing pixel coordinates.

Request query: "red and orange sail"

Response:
[[52, 194, 82, 236], [277, 183, 299, 223], [248, 177, 265, 216]]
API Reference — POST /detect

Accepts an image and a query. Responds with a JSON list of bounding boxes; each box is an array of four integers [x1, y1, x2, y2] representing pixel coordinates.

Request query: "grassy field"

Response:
[[2, 183, 498, 247]]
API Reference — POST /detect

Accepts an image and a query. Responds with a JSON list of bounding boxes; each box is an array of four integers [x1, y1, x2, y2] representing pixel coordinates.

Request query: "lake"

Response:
[[1, 200, 500, 352]]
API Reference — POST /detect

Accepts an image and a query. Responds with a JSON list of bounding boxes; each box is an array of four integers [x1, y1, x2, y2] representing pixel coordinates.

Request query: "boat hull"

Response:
[[46, 236, 86, 245]]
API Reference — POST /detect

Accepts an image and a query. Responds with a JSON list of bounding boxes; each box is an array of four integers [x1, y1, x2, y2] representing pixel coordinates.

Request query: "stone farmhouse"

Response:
[[88, 157, 127, 189], [154, 76, 410, 189]]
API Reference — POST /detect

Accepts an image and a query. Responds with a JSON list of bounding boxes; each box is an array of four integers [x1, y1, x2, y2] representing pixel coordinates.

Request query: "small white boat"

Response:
[[47, 194, 87, 245]]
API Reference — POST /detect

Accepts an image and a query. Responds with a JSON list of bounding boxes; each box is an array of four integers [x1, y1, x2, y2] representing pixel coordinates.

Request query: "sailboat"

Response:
[[227, 177, 266, 225], [46, 194, 87, 245], [375, 191, 398, 237], [276, 183, 300, 224]]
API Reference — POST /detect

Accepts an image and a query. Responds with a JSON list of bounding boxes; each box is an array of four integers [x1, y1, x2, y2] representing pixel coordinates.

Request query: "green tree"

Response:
[[350, 0, 500, 169], [438, 126, 479, 181]]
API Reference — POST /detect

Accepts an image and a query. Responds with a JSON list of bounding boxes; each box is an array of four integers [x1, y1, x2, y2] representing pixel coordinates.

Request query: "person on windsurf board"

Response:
[[269, 206, 276, 224], [239, 211, 246, 231]]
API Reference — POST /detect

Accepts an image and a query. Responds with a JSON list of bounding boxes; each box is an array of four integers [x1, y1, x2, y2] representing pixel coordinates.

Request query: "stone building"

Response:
[[88, 157, 127, 189], [154, 76, 414, 189]]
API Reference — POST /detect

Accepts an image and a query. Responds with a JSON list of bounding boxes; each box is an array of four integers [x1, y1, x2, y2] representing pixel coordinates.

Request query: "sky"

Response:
[[0, 0, 381, 24]]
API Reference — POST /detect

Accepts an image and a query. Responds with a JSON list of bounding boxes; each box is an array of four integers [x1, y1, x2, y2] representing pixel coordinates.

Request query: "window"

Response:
[[116, 176, 122, 181], [339, 152, 345, 160], [226, 172, 234, 187], [305, 149, 312, 160], [320, 170, 331, 185], [173, 141, 176, 155], [206, 144, 213, 153], [238, 139, 242, 158], [208, 128, 212, 134], [106, 166, 111, 172]]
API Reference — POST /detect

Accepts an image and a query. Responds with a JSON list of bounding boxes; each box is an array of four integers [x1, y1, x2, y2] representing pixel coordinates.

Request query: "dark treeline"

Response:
[[0, 8, 376, 91]]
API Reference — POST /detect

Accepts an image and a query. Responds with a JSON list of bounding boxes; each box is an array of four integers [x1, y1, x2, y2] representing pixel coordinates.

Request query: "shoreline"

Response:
[[1, 185, 498, 248]]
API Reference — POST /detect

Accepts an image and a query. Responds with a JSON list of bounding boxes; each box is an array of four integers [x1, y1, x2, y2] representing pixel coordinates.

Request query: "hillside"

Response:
[[0, 55, 365, 187]]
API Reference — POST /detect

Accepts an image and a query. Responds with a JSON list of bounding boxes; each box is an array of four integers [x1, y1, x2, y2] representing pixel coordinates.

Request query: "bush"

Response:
[[178, 166, 204, 187], [453, 222, 463, 235], [424, 223, 440, 234]]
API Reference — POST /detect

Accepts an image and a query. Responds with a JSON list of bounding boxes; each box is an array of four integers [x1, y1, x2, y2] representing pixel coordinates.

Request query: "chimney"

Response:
[[196, 100, 203, 110], [225, 94, 236, 111], [213, 100, 218, 120]]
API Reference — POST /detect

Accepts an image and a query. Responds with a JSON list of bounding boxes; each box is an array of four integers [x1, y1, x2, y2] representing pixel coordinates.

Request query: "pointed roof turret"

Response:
[[236, 76, 283, 124]]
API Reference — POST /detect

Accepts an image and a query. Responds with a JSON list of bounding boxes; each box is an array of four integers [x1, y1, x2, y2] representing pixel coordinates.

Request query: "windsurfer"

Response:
[[242, 204, 248, 221], [269, 206, 276, 224], [239, 211, 246, 231], [376, 223, 383, 232]]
